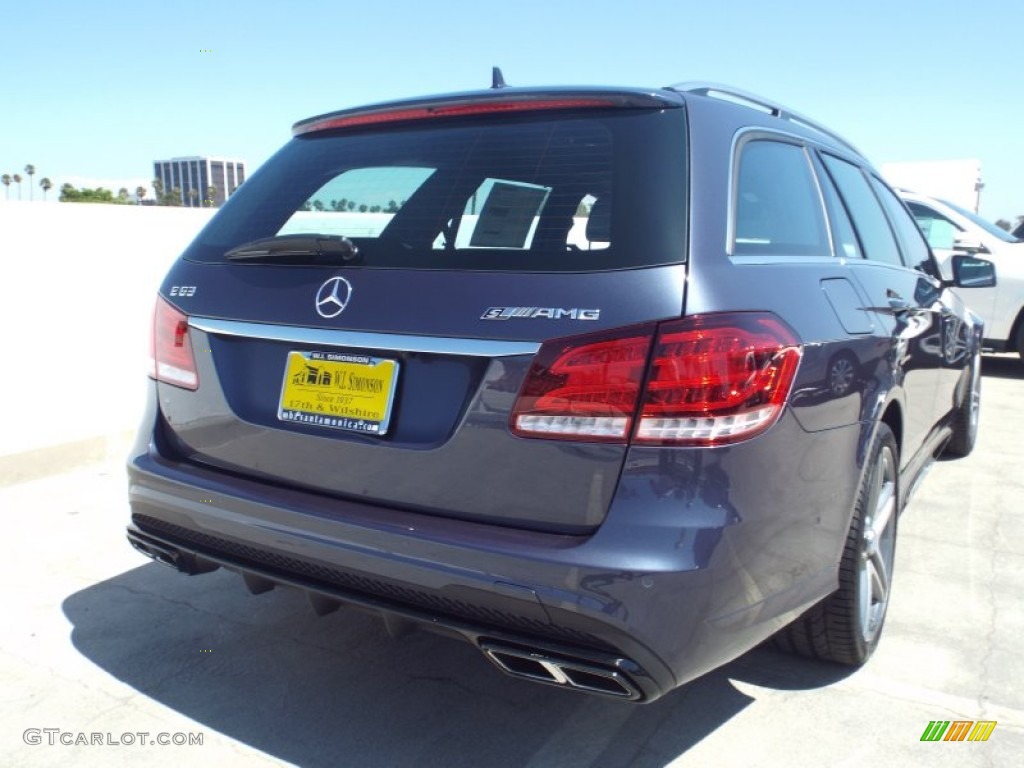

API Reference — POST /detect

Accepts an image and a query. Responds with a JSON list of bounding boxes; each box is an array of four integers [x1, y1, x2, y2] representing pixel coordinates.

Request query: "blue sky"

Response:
[[2, 0, 1021, 219]]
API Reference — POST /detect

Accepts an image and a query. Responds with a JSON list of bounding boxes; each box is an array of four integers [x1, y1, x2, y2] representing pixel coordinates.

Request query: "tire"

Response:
[[773, 423, 898, 665], [1017, 321, 1024, 361], [945, 351, 980, 457]]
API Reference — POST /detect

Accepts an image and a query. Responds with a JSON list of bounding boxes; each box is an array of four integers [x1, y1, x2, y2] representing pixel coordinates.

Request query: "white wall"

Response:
[[0, 202, 215, 456], [881, 159, 983, 212]]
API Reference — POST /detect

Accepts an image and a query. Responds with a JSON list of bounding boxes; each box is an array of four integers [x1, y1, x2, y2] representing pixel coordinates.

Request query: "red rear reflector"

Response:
[[294, 98, 617, 135], [511, 313, 801, 446], [150, 296, 198, 390]]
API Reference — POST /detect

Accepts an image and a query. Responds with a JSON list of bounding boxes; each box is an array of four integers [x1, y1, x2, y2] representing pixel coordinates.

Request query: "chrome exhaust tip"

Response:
[[482, 644, 641, 700]]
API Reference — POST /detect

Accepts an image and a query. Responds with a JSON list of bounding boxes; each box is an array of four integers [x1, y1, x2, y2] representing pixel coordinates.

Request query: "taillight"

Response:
[[634, 314, 802, 445], [510, 313, 801, 446], [510, 325, 655, 442], [149, 296, 198, 390]]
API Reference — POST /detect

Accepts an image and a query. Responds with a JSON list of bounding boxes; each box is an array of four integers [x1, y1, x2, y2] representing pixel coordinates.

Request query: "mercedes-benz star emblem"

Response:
[[315, 276, 353, 319]]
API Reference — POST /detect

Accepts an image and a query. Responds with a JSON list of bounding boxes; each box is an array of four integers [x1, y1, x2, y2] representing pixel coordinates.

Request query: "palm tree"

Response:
[[206, 184, 217, 207], [40, 177, 52, 201], [188, 188, 199, 207], [1, 174, 10, 200], [24, 165, 35, 201], [136, 185, 146, 204], [171, 186, 183, 206], [13, 173, 23, 200], [152, 178, 164, 205]]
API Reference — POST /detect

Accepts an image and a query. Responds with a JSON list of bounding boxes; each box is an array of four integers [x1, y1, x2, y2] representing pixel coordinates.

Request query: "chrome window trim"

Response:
[[188, 317, 541, 357]]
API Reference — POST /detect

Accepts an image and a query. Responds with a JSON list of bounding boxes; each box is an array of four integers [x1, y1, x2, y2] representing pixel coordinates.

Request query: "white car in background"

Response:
[[899, 190, 1024, 359]]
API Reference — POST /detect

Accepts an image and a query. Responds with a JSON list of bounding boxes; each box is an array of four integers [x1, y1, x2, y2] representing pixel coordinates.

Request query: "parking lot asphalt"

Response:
[[2, 356, 1022, 768]]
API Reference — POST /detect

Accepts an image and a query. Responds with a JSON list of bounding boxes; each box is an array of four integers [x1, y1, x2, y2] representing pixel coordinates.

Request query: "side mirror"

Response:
[[951, 255, 996, 289], [952, 236, 991, 255]]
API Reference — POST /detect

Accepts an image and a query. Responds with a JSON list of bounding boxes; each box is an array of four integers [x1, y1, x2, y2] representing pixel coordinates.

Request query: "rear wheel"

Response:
[[1016, 321, 1024, 361], [945, 351, 980, 457], [773, 423, 898, 664]]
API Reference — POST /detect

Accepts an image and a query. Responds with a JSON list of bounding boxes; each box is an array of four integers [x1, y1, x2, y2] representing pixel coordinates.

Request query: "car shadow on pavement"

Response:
[[981, 355, 1024, 380], [63, 563, 852, 767]]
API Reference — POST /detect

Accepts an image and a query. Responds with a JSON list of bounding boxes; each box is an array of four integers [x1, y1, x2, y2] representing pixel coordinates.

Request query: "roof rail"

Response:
[[668, 82, 862, 156]]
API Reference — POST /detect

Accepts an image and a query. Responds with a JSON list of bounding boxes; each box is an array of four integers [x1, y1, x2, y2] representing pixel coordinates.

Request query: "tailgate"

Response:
[[156, 265, 686, 533]]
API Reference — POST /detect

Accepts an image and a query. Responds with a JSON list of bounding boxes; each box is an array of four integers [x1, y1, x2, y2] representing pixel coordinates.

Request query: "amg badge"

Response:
[[481, 307, 601, 321]]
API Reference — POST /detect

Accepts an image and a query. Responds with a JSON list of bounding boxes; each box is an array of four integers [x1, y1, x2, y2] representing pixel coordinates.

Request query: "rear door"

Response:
[[817, 153, 949, 461], [154, 102, 688, 533]]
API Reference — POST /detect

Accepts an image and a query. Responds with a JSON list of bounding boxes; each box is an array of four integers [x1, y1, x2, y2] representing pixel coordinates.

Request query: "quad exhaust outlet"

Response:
[[482, 644, 641, 700]]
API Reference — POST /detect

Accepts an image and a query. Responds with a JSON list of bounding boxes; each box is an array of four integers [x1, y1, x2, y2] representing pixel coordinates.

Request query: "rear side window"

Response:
[[733, 140, 829, 256], [820, 155, 904, 267], [183, 109, 686, 271], [814, 155, 862, 260]]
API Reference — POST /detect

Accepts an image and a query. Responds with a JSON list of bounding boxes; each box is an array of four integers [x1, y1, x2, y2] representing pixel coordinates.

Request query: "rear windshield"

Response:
[[182, 108, 687, 271]]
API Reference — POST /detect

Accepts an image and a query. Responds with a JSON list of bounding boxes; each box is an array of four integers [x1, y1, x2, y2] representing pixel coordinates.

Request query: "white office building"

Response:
[[153, 156, 246, 207]]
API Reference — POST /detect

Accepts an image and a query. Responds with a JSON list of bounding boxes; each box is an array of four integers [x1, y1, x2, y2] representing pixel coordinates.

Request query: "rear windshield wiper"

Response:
[[225, 234, 360, 264]]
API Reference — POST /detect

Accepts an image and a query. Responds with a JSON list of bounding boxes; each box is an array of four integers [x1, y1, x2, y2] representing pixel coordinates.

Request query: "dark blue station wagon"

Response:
[[126, 78, 994, 702]]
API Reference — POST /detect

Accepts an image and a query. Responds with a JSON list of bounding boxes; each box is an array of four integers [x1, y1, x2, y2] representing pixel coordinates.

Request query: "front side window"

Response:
[[733, 140, 829, 257]]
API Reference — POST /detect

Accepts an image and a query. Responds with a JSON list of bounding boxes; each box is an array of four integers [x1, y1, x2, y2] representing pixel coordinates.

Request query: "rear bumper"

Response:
[[127, 448, 672, 700], [126, 403, 856, 702], [125, 518, 648, 700]]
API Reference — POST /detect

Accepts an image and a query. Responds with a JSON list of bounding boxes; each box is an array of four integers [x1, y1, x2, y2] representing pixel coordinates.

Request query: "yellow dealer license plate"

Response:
[[278, 350, 399, 435]]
